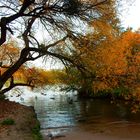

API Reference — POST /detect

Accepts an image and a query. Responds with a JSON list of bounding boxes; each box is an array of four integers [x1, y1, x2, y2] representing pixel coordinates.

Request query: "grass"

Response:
[[1, 118, 15, 125], [32, 122, 43, 140]]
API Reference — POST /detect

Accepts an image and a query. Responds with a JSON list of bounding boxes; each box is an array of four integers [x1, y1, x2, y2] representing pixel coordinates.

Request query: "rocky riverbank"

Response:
[[0, 100, 42, 140]]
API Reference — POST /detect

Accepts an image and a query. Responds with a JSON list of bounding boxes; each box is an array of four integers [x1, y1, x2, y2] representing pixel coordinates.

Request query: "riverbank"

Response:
[[50, 127, 140, 140], [0, 99, 42, 140]]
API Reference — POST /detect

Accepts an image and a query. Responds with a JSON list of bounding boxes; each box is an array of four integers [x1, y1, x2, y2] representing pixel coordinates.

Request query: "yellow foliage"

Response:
[[72, 25, 140, 96], [92, 81, 110, 93], [0, 42, 20, 65]]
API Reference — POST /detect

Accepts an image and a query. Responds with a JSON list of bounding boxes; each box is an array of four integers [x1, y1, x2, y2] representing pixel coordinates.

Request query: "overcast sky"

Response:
[[120, 0, 140, 30]]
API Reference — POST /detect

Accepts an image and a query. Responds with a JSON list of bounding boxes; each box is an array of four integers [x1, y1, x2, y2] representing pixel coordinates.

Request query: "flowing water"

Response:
[[7, 88, 140, 139]]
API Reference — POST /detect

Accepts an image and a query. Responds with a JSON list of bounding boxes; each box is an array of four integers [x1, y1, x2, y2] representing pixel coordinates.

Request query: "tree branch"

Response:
[[1, 82, 34, 95]]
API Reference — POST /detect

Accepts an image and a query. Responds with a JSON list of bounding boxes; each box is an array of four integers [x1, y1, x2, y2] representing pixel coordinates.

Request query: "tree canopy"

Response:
[[0, 0, 112, 94]]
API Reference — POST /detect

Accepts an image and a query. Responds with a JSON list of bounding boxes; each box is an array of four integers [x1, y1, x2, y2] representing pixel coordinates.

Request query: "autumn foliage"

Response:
[[0, 41, 59, 89], [0, 0, 139, 107], [1, 26, 140, 104], [58, 27, 140, 102]]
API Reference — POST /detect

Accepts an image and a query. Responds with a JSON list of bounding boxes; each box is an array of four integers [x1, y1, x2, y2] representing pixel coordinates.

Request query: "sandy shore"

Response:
[[0, 100, 41, 140], [51, 128, 140, 140], [42, 123, 140, 140]]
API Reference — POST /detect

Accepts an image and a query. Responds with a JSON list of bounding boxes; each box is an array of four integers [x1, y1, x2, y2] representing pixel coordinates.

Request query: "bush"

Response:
[[1, 118, 15, 125], [112, 86, 130, 97], [32, 123, 43, 140]]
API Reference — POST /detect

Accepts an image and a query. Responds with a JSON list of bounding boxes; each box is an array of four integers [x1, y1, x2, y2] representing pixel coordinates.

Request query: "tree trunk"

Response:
[[0, 48, 29, 91]]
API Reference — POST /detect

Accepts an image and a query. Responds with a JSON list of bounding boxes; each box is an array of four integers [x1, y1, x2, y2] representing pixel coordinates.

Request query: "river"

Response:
[[6, 87, 140, 140]]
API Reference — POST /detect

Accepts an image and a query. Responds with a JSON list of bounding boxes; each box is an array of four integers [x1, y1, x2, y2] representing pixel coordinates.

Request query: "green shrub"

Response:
[[32, 123, 43, 140], [1, 118, 15, 125], [112, 86, 130, 97]]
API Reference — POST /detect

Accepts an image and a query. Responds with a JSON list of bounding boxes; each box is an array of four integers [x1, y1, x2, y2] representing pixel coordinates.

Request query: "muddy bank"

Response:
[[0, 100, 42, 140], [50, 128, 140, 140]]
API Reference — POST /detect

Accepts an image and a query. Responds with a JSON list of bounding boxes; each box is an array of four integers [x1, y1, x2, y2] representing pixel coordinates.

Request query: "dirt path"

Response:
[[0, 100, 41, 140]]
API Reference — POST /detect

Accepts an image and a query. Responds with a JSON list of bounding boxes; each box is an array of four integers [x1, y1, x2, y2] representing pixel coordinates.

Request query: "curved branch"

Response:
[[22, 17, 36, 48], [0, 0, 35, 46], [1, 83, 34, 95], [0, 5, 18, 13]]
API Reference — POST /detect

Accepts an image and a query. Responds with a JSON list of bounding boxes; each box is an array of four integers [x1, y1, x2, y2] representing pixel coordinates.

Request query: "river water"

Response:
[[6, 87, 140, 139]]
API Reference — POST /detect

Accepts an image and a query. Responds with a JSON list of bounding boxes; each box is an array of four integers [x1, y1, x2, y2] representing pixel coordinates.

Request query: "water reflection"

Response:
[[7, 87, 140, 138], [28, 90, 140, 138], [34, 92, 79, 129]]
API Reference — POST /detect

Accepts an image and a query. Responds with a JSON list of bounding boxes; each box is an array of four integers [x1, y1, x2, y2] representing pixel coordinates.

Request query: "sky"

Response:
[[120, 0, 140, 30]]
